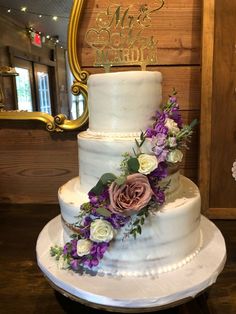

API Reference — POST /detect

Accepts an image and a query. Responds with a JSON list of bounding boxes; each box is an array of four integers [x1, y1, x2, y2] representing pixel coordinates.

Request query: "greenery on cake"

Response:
[[51, 91, 197, 272]]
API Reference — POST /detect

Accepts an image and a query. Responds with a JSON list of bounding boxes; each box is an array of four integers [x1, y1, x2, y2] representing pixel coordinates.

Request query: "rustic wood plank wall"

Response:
[[0, 0, 202, 204], [203, 0, 236, 218]]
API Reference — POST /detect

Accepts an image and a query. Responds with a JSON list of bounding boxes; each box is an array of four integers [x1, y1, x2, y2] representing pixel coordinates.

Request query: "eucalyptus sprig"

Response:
[[129, 207, 149, 239], [50, 245, 63, 260]]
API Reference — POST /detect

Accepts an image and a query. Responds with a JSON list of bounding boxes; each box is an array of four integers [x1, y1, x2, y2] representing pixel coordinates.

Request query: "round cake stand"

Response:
[[36, 215, 226, 313]]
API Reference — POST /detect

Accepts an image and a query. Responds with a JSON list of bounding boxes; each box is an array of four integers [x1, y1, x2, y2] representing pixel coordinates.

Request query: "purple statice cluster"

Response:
[[60, 187, 129, 271], [63, 240, 110, 271], [145, 94, 184, 165]]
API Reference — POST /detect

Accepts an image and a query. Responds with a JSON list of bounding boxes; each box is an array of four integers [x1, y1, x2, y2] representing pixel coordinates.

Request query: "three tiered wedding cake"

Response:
[[55, 71, 201, 277]]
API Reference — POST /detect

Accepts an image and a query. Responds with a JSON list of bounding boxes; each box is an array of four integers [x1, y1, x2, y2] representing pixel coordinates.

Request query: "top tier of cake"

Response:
[[88, 71, 162, 133]]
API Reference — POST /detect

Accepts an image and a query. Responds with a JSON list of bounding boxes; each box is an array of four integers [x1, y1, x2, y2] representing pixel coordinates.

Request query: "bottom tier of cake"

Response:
[[58, 175, 201, 277]]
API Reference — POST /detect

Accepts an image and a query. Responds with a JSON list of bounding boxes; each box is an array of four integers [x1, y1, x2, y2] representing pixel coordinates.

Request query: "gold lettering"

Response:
[[95, 50, 109, 64], [112, 49, 122, 63], [122, 48, 130, 62], [131, 48, 140, 62]]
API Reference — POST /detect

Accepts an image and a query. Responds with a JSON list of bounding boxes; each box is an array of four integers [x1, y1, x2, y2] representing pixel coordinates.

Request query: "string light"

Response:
[[2, 4, 67, 49], [0, 4, 69, 19]]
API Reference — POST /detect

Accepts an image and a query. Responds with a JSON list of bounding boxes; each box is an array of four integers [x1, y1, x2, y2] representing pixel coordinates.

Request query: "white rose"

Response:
[[90, 219, 115, 243], [165, 118, 180, 134], [138, 154, 158, 175], [76, 239, 93, 256], [167, 149, 183, 163]]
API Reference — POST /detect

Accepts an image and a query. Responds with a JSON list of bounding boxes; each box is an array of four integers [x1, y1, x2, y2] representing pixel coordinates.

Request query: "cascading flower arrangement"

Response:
[[51, 90, 197, 272]]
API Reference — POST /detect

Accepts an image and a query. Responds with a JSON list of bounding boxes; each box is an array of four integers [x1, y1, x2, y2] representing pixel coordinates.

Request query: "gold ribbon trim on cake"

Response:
[[61, 215, 82, 234]]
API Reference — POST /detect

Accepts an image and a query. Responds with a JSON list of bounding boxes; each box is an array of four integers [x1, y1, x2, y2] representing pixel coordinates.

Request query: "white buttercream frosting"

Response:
[[88, 71, 162, 133]]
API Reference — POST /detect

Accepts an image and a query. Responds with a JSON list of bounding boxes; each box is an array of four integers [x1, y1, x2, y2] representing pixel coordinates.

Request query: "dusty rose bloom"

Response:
[[109, 173, 153, 216]]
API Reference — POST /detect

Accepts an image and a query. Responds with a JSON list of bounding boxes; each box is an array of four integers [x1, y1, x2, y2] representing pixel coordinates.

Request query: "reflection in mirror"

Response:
[[15, 67, 34, 112], [0, 0, 88, 131]]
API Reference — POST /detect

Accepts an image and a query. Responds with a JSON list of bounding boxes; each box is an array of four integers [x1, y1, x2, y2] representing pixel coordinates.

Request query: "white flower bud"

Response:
[[165, 118, 180, 134], [167, 149, 183, 163], [76, 239, 93, 256]]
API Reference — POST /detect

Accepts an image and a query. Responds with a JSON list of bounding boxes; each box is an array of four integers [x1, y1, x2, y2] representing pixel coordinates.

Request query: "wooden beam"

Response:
[[199, 0, 215, 213]]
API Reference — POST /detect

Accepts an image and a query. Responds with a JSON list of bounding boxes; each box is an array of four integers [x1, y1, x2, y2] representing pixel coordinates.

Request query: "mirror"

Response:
[[0, 0, 88, 132]]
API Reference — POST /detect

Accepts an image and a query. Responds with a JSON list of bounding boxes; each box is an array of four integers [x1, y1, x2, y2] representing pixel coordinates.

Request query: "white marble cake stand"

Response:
[[36, 215, 226, 313]]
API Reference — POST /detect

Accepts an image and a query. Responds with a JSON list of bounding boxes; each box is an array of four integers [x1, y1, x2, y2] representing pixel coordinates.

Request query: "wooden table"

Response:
[[0, 204, 235, 314]]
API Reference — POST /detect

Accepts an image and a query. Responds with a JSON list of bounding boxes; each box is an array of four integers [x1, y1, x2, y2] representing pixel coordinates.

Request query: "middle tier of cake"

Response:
[[78, 131, 180, 193]]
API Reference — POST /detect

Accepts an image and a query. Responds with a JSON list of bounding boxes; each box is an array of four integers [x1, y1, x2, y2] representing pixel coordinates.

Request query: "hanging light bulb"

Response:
[[7, 9, 11, 13], [52, 16, 58, 21], [21, 7, 27, 12], [38, 15, 42, 18]]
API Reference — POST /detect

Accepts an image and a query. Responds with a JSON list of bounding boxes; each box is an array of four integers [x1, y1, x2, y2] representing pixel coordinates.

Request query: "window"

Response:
[[70, 94, 85, 120], [37, 71, 52, 114], [15, 67, 33, 111]]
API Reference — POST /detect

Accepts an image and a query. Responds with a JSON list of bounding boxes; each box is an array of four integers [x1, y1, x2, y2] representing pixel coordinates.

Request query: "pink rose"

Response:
[[109, 173, 153, 216]]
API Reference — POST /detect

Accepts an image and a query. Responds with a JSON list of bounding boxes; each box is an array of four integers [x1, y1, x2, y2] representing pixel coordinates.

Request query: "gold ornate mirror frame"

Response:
[[0, 0, 88, 132]]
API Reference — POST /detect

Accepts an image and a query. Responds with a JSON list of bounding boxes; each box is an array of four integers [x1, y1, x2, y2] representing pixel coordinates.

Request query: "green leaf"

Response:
[[137, 225, 142, 234], [96, 207, 112, 217], [89, 173, 117, 195], [189, 118, 198, 129], [115, 176, 126, 186], [89, 180, 104, 195], [100, 173, 117, 185], [127, 157, 139, 173], [133, 219, 140, 226], [135, 138, 140, 148]]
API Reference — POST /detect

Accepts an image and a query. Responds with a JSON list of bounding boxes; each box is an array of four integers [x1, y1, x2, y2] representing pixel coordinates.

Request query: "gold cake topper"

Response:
[[85, 0, 164, 72]]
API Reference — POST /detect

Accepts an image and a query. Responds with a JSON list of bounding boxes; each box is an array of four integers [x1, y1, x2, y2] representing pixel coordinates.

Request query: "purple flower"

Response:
[[90, 242, 109, 258], [153, 188, 165, 205], [108, 213, 130, 229], [151, 133, 167, 147], [146, 128, 157, 138], [152, 146, 169, 163], [154, 123, 168, 135], [156, 112, 167, 123], [63, 244, 69, 255], [70, 239, 79, 258], [83, 215, 92, 226], [70, 259, 79, 271], [83, 257, 99, 268], [99, 188, 109, 201], [169, 96, 177, 104], [148, 162, 168, 180], [170, 107, 183, 127]]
